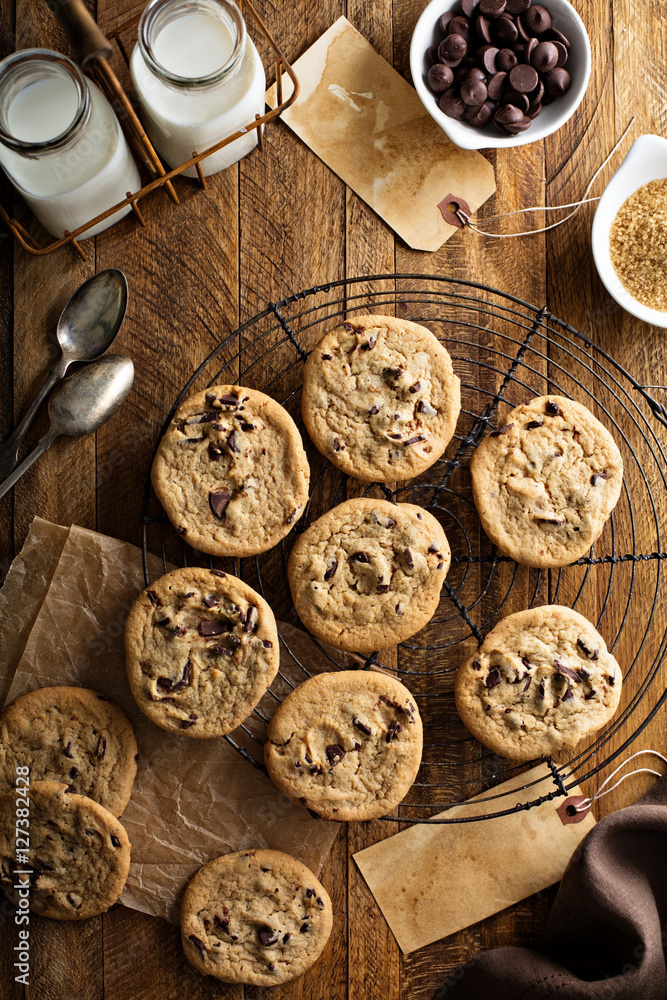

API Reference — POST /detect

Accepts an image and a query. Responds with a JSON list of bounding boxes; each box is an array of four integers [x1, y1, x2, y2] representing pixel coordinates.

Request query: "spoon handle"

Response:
[[0, 428, 59, 501], [0, 367, 64, 480]]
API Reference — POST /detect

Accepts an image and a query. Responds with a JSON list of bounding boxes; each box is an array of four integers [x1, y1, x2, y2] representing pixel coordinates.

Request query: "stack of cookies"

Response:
[[0, 687, 136, 919]]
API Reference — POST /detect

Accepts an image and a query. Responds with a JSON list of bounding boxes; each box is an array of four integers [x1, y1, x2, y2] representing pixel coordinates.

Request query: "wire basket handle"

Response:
[[49, 0, 112, 69]]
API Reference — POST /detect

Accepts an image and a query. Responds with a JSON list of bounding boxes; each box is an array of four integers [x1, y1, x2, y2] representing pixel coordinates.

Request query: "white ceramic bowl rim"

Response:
[[592, 134, 667, 329], [409, 0, 592, 150]]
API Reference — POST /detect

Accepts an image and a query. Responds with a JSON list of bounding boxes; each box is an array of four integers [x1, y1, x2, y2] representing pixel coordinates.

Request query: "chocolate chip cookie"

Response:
[[125, 567, 280, 738], [264, 670, 423, 821], [0, 687, 137, 817], [181, 848, 332, 986], [470, 396, 623, 567], [301, 315, 461, 482], [455, 606, 623, 761], [0, 780, 131, 920], [288, 498, 450, 652], [152, 384, 310, 557]]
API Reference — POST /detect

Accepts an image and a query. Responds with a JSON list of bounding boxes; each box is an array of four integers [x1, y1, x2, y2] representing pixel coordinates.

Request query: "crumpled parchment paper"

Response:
[[0, 518, 340, 924]]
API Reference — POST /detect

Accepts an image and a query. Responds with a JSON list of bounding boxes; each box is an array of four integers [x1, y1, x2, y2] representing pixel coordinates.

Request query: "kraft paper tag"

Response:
[[354, 763, 595, 954], [266, 17, 496, 252]]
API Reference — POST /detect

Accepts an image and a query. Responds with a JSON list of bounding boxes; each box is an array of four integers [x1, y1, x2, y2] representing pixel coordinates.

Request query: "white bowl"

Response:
[[410, 0, 592, 150], [591, 134, 667, 329]]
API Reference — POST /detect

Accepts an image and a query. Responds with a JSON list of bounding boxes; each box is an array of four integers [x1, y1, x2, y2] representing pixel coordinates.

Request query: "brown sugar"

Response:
[[609, 178, 667, 311]]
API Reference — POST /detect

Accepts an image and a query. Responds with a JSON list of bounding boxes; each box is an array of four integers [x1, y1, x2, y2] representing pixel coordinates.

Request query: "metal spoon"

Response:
[[0, 355, 134, 500], [0, 269, 128, 480]]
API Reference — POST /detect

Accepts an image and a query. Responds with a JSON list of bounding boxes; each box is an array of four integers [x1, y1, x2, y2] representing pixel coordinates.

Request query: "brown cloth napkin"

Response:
[[441, 775, 667, 999]]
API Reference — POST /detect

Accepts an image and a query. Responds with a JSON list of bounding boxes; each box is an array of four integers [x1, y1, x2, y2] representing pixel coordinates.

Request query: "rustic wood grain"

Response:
[[1, 0, 667, 998]]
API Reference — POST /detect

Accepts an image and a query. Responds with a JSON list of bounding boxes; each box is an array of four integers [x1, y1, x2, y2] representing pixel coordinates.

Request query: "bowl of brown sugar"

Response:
[[592, 134, 667, 328]]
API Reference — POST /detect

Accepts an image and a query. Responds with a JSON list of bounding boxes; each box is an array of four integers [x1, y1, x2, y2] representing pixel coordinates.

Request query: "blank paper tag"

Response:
[[266, 17, 496, 252], [354, 764, 595, 954]]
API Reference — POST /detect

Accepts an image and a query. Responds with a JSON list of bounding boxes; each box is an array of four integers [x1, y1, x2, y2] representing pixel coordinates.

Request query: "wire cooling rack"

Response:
[[141, 275, 667, 823]]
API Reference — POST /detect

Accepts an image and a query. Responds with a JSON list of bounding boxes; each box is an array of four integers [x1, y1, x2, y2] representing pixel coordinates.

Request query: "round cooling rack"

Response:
[[141, 275, 667, 824]]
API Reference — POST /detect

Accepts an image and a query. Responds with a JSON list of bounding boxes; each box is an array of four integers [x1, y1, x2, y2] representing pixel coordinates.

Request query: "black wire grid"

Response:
[[141, 275, 667, 824]]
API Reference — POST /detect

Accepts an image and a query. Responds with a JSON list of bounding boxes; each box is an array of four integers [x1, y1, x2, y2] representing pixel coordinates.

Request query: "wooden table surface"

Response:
[[2, 0, 667, 997]]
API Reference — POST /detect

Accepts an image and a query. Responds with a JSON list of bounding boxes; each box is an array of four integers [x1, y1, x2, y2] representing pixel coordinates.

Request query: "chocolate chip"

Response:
[[376, 584, 390, 593], [555, 660, 580, 683], [300, 922, 310, 933], [146, 590, 161, 606], [386, 721, 401, 743], [506, 0, 529, 10], [590, 472, 607, 486], [545, 399, 562, 416], [461, 76, 488, 106], [177, 526, 187, 535], [243, 605, 258, 633], [333, 437, 344, 451], [472, 659, 482, 670], [585, 689, 597, 700], [526, 420, 543, 430], [63, 742, 74, 759], [219, 393, 239, 406], [369, 405, 380, 415], [607, 672, 616, 686], [497, 47, 517, 71], [523, 675, 532, 692], [261, 640, 273, 650], [439, 88, 466, 119], [427, 63, 455, 94], [181, 713, 198, 729], [324, 560, 338, 580], [417, 399, 437, 416], [531, 39, 558, 72], [480, 0, 506, 14], [562, 688, 574, 701], [326, 744, 346, 766], [409, 381, 422, 393], [351, 551, 370, 563], [386, 517, 396, 528], [188, 935, 206, 955], [404, 435, 426, 446], [522, 4, 551, 34], [200, 620, 226, 636], [258, 926, 279, 947], [353, 718, 373, 735], [441, 32, 468, 66], [69, 766, 78, 778], [486, 667, 502, 688], [536, 517, 565, 526], [491, 422, 514, 436], [209, 489, 231, 519], [227, 430, 239, 454], [97, 735, 106, 760], [543, 66, 571, 97], [403, 547, 414, 568], [211, 569, 226, 577], [201, 595, 218, 610]]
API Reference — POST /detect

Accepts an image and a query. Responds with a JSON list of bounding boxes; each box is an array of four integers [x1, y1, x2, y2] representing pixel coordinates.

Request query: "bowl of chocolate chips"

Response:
[[410, 0, 591, 149]]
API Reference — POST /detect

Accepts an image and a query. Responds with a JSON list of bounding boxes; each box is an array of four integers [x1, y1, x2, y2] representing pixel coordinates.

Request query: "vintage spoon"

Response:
[[0, 268, 128, 479], [0, 355, 134, 500]]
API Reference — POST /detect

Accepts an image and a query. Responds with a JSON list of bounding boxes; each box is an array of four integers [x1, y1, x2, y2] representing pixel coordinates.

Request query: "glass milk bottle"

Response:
[[0, 50, 141, 240], [130, 0, 266, 177]]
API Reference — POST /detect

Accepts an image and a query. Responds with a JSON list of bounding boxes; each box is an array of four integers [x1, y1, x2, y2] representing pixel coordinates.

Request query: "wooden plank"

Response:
[[102, 906, 241, 1000], [25, 917, 103, 1000]]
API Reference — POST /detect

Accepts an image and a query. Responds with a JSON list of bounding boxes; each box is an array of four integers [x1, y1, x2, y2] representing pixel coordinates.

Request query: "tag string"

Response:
[[573, 748, 667, 813], [456, 117, 636, 238]]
